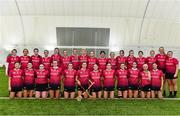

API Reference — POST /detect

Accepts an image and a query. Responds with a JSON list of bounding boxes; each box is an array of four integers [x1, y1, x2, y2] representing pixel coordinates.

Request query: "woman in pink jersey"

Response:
[[9, 62, 23, 99], [165, 51, 179, 97], [20, 49, 31, 70], [23, 62, 35, 98], [127, 50, 136, 69]]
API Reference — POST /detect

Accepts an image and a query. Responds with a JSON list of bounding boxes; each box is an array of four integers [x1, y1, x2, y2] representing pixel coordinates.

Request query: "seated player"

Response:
[[9, 62, 24, 99], [128, 62, 140, 98], [116, 63, 128, 98], [140, 64, 151, 98], [90, 64, 102, 98], [103, 63, 115, 99], [49, 60, 62, 99], [63, 63, 77, 99], [35, 64, 49, 99], [23, 62, 35, 98], [151, 63, 163, 99], [76, 62, 90, 98]]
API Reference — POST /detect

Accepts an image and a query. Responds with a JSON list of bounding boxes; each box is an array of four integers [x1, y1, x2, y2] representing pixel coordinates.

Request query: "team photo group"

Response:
[[6, 47, 179, 100]]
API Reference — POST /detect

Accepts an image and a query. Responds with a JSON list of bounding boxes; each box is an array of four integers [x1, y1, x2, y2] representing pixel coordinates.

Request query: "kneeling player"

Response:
[[140, 64, 151, 98], [9, 62, 24, 99], [63, 63, 77, 99], [49, 60, 62, 99], [35, 64, 49, 99], [151, 63, 163, 98], [103, 63, 115, 99], [76, 62, 90, 98], [116, 63, 128, 98], [23, 62, 35, 98], [128, 62, 140, 98], [90, 64, 102, 98]]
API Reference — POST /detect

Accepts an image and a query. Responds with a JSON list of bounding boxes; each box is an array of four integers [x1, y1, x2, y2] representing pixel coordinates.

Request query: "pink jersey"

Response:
[[103, 69, 115, 87], [6, 55, 20, 71], [116, 69, 128, 87], [63, 69, 77, 87], [20, 56, 31, 70], [78, 55, 89, 67], [97, 58, 108, 71], [155, 54, 167, 70], [51, 54, 61, 66], [31, 55, 42, 69], [127, 56, 136, 69], [136, 57, 146, 70], [146, 56, 157, 71], [70, 55, 79, 70], [41, 57, 52, 70], [49, 67, 62, 85], [61, 56, 71, 70], [116, 56, 127, 69], [35, 69, 49, 84], [151, 69, 163, 87], [165, 57, 179, 74], [128, 68, 140, 86], [9, 69, 24, 87], [108, 58, 117, 70], [77, 69, 90, 86], [90, 71, 102, 88], [140, 71, 151, 87], [87, 57, 97, 71], [24, 69, 35, 85]]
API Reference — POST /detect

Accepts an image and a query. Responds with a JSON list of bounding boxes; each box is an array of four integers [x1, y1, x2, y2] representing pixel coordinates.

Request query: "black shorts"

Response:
[[11, 86, 23, 92], [35, 84, 48, 92], [165, 72, 178, 80], [78, 85, 88, 91], [141, 85, 151, 92], [24, 84, 34, 90], [64, 86, 75, 92], [151, 86, 161, 91], [49, 84, 60, 90], [117, 86, 129, 91], [104, 86, 114, 91], [91, 87, 102, 92], [129, 85, 139, 90]]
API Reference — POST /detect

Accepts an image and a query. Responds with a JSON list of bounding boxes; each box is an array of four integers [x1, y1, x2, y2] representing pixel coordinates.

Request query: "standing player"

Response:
[[103, 63, 115, 99], [146, 50, 157, 71], [9, 62, 23, 99], [42, 50, 52, 70], [35, 64, 49, 99], [23, 62, 35, 98], [31, 48, 42, 70], [108, 52, 117, 70], [97, 51, 108, 72], [128, 62, 140, 98], [78, 49, 89, 68], [151, 63, 163, 98], [20, 49, 31, 70], [116, 63, 128, 98], [140, 64, 151, 98], [51, 48, 61, 67], [63, 63, 77, 99], [116, 50, 127, 69], [76, 62, 90, 98], [87, 51, 97, 71], [127, 50, 136, 69], [70, 49, 79, 70], [155, 47, 167, 96], [61, 50, 71, 70], [136, 51, 146, 71], [49, 60, 62, 99], [165, 51, 179, 97], [90, 64, 102, 98], [6, 49, 20, 75]]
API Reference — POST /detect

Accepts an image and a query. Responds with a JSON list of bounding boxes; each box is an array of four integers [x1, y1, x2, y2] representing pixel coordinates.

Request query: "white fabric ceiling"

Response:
[[0, 0, 180, 22]]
